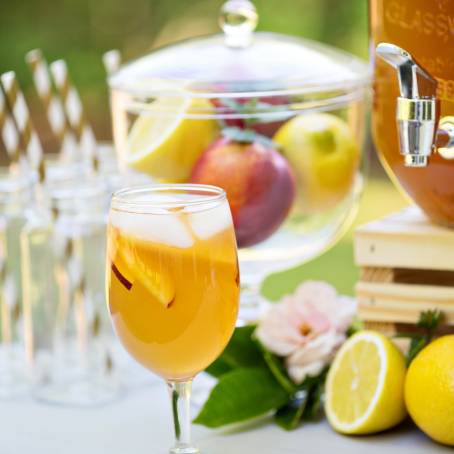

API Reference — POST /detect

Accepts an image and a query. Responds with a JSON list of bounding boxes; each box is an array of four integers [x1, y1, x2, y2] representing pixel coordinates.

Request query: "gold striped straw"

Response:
[[102, 49, 121, 76], [0, 73, 42, 179], [49, 60, 98, 173], [25, 49, 77, 162], [0, 85, 24, 172]]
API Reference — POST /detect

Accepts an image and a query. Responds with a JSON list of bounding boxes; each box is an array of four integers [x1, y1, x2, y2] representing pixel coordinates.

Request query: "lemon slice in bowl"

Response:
[[127, 97, 218, 182], [325, 331, 407, 435]]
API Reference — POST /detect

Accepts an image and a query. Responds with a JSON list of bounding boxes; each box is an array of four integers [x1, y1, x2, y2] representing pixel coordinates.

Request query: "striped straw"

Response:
[[0, 72, 44, 181], [25, 49, 77, 162], [0, 86, 23, 171], [49, 60, 98, 172], [102, 49, 121, 76]]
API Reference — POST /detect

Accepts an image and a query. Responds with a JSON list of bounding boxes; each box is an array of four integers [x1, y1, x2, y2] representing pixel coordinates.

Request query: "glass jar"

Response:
[[370, 0, 454, 226], [109, 0, 370, 318], [0, 170, 34, 398], [21, 180, 120, 405]]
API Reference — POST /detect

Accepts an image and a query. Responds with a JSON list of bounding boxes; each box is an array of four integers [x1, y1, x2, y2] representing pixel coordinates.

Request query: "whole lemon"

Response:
[[405, 335, 454, 446]]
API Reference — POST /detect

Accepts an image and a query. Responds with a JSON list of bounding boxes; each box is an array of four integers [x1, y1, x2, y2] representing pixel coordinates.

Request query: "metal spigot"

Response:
[[376, 43, 454, 167]]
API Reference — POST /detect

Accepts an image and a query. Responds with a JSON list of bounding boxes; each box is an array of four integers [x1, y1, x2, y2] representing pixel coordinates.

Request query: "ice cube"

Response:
[[189, 201, 232, 240], [110, 211, 194, 248]]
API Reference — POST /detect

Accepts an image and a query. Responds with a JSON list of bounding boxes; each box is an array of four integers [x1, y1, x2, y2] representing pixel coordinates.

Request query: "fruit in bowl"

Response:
[[127, 97, 218, 182], [190, 128, 296, 248], [274, 113, 360, 215], [211, 96, 291, 138]]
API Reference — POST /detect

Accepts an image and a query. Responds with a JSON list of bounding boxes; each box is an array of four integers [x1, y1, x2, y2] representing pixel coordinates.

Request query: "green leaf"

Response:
[[205, 326, 265, 378], [406, 336, 427, 366], [303, 381, 325, 421], [194, 368, 289, 428], [205, 357, 233, 378], [275, 391, 308, 431], [417, 310, 442, 333], [221, 127, 278, 149], [396, 310, 444, 365], [275, 368, 328, 430], [253, 337, 296, 394]]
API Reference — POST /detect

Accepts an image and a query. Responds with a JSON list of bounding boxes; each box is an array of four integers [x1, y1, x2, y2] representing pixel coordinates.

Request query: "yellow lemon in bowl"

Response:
[[325, 331, 407, 435], [274, 113, 360, 215], [405, 335, 454, 446], [127, 97, 218, 182]]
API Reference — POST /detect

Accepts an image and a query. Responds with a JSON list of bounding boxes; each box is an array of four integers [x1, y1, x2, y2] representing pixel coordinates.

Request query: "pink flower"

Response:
[[255, 281, 357, 384]]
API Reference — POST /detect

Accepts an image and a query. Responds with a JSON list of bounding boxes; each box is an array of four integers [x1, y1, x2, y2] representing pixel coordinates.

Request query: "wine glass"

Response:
[[106, 184, 239, 454]]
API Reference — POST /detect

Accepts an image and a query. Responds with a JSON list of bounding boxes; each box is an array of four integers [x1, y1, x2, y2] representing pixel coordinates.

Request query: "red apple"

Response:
[[190, 131, 296, 248]]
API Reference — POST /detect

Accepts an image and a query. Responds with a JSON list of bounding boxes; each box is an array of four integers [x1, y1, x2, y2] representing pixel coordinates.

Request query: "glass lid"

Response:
[[109, 0, 370, 101]]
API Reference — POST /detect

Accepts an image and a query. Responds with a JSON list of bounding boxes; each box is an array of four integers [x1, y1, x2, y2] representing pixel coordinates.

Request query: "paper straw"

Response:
[[0, 86, 23, 170], [102, 49, 121, 76], [25, 49, 77, 162], [49, 60, 98, 173], [0, 72, 44, 181]]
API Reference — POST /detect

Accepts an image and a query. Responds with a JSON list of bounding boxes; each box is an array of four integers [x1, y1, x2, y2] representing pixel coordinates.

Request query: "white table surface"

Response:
[[1, 375, 451, 454]]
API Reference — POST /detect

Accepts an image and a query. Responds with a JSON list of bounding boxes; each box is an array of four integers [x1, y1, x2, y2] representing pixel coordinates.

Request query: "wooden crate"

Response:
[[354, 206, 454, 328]]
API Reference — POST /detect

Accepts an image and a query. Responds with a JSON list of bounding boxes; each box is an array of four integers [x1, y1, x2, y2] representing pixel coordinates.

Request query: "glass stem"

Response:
[[167, 379, 199, 454]]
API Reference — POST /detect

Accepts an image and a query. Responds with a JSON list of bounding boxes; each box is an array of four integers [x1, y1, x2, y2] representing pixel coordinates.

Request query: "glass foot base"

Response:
[[169, 445, 200, 454]]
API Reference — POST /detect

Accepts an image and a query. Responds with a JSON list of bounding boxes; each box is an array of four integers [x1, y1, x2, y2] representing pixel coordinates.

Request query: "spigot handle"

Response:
[[376, 43, 437, 99]]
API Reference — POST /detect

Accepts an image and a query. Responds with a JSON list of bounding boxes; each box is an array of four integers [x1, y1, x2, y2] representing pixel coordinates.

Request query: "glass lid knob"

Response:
[[219, 0, 258, 48]]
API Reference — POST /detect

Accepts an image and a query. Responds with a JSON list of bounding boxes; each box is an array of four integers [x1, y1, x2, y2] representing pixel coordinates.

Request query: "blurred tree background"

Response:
[[0, 0, 368, 148]]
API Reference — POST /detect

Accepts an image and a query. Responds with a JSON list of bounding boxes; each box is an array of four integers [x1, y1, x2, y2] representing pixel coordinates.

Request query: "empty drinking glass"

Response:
[[22, 179, 120, 405], [0, 170, 34, 398]]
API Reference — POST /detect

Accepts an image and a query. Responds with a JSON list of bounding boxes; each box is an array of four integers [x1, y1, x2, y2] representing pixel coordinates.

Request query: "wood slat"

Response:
[[354, 206, 454, 271], [363, 320, 454, 336], [360, 267, 454, 286], [356, 281, 454, 325]]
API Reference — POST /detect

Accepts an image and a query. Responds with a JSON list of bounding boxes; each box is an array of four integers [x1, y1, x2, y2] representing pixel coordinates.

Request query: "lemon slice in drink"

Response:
[[325, 331, 407, 435], [127, 97, 218, 182], [110, 235, 175, 309]]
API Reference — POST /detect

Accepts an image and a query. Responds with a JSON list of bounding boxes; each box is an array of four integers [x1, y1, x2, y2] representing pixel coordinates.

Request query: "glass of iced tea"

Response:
[[106, 184, 239, 454]]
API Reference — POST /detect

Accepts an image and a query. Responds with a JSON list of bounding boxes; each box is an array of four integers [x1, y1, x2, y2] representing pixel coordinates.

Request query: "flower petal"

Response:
[[256, 325, 300, 356], [255, 304, 303, 356], [287, 360, 326, 384], [287, 331, 344, 367], [254, 280, 357, 368]]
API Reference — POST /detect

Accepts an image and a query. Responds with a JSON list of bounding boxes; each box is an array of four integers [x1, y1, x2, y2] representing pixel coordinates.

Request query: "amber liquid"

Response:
[[370, 0, 454, 224], [106, 212, 239, 381]]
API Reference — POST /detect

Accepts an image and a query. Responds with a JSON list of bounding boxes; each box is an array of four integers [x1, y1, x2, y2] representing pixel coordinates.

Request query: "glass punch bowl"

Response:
[[109, 1, 370, 320]]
